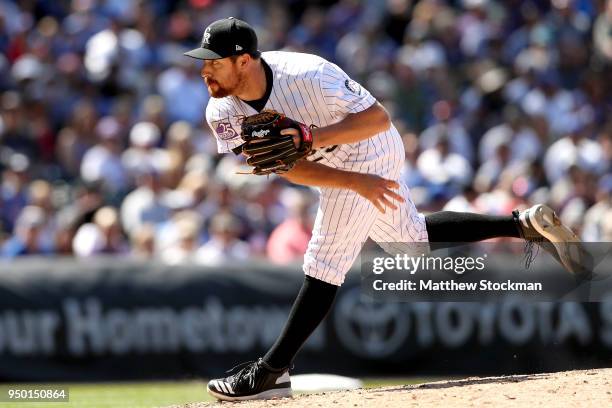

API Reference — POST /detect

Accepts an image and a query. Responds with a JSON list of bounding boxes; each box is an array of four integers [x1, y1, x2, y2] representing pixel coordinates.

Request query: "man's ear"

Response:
[[238, 54, 250, 69]]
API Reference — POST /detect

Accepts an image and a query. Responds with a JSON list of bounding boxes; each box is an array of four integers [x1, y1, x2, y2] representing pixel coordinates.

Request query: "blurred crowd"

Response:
[[0, 0, 611, 263]]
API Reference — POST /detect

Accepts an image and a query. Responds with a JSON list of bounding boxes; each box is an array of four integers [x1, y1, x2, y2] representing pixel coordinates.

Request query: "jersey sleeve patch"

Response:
[[344, 79, 362, 95], [211, 118, 239, 140]]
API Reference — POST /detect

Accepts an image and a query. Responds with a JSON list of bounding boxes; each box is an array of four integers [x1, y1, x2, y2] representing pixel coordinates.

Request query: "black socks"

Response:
[[425, 211, 520, 244], [262, 211, 521, 370], [263, 275, 338, 370]]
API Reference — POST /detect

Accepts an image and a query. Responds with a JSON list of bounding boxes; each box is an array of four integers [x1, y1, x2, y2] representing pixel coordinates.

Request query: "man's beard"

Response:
[[207, 72, 244, 98], [208, 82, 231, 98]]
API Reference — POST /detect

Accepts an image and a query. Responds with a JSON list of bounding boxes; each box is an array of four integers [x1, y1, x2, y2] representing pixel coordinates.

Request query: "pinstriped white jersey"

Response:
[[205, 51, 405, 178], [204, 50, 428, 286]]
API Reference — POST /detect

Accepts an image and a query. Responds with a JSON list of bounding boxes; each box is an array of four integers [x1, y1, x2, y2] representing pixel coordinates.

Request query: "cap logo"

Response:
[[236, 45, 243, 51], [202, 27, 211, 45]]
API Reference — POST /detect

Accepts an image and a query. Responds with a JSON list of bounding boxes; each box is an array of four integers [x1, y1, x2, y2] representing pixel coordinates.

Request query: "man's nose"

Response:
[[201, 63, 212, 78]]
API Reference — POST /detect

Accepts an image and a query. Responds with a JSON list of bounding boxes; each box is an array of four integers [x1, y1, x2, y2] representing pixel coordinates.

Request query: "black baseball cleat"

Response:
[[513, 204, 593, 278], [207, 358, 292, 401]]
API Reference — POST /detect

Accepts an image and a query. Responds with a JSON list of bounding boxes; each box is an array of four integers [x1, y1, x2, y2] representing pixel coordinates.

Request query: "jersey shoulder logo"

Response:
[[344, 79, 362, 95], [211, 118, 238, 140]]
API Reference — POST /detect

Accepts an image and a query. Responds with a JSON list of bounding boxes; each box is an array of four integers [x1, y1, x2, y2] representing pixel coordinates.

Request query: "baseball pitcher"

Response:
[[185, 17, 590, 401]]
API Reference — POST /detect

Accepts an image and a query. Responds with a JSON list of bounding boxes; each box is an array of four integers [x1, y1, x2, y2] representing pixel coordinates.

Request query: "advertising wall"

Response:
[[0, 257, 611, 381]]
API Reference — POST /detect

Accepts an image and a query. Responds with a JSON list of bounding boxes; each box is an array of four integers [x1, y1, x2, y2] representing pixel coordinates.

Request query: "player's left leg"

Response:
[[207, 189, 379, 401], [207, 358, 292, 401], [206, 275, 339, 401]]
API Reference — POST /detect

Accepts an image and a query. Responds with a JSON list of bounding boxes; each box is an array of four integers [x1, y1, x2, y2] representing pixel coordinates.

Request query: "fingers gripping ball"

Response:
[[240, 110, 313, 175]]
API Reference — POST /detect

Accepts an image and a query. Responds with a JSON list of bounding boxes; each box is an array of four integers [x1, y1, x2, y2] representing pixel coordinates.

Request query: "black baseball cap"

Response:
[[184, 17, 260, 60]]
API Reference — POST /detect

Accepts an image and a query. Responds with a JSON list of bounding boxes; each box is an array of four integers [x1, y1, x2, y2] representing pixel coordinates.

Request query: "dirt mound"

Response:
[[168, 368, 612, 408]]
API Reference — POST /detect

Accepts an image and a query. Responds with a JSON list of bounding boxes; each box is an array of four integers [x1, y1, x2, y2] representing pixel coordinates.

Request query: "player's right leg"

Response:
[[424, 205, 591, 275], [369, 182, 591, 277], [512, 204, 592, 277]]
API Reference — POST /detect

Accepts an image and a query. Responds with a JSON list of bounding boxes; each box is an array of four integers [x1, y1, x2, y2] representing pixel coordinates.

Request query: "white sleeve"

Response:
[[319, 62, 376, 117], [205, 102, 244, 154]]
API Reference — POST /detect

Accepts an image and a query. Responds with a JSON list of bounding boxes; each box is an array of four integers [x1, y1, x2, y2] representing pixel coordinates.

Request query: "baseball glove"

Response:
[[239, 110, 313, 175]]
